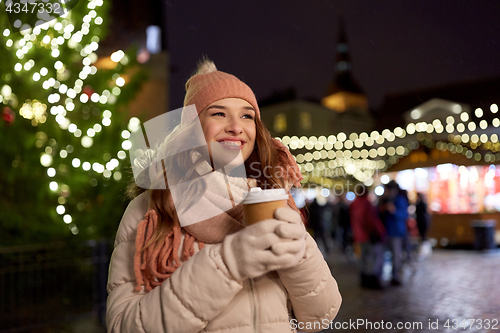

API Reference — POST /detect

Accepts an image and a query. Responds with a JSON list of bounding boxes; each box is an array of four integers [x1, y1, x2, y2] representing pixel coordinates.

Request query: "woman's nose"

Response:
[[225, 117, 243, 134]]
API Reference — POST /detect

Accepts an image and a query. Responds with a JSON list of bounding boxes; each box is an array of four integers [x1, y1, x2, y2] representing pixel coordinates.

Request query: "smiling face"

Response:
[[198, 98, 256, 168]]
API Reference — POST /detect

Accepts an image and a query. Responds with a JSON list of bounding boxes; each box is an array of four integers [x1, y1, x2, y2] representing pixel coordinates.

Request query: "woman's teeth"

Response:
[[219, 141, 241, 146]]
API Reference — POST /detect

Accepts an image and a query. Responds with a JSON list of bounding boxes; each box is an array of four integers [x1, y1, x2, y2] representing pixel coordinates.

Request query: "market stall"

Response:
[[385, 157, 500, 247]]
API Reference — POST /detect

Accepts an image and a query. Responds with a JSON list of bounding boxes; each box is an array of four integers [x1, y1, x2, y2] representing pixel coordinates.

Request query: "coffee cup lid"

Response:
[[242, 187, 289, 205]]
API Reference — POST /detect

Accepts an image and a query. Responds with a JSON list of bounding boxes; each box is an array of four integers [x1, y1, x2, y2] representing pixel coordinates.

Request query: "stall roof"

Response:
[[387, 146, 495, 172]]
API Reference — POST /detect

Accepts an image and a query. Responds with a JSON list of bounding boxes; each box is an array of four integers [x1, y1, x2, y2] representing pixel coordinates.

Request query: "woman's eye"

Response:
[[243, 114, 254, 120], [212, 112, 225, 117]]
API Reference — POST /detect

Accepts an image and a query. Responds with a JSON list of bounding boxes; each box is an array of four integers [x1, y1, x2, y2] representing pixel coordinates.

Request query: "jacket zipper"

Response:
[[248, 278, 258, 333]]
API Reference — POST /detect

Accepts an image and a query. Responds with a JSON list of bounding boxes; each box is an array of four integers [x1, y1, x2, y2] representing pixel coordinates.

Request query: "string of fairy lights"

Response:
[[1, 0, 141, 235], [2, 1, 499, 232], [276, 104, 500, 188]]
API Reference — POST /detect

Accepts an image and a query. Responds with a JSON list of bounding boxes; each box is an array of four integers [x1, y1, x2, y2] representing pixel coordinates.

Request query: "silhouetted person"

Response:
[[399, 188, 414, 264], [415, 193, 430, 241], [308, 198, 331, 254], [416, 192, 432, 260], [350, 188, 386, 289], [324, 195, 337, 241], [336, 195, 352, 253], [379, 180, 408, 286]]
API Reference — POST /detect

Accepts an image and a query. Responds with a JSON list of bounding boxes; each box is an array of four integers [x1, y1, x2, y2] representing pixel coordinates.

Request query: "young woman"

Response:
[[106, 60, 342, 333]]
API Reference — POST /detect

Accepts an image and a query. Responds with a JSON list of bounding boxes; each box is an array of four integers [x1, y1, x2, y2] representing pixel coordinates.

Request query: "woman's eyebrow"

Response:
[[206, 105, 226, 110], [206, 105, 255, 112], [242, 106, 256, 112]]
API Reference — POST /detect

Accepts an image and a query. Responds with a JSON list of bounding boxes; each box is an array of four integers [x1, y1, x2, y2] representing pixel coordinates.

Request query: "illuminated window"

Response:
[[300, 112, 312, 130], [274, 113, 287, 133]]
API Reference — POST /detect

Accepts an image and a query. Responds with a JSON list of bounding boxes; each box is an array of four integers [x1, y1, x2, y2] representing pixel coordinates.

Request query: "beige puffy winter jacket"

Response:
[[106, 192, 342, 333]]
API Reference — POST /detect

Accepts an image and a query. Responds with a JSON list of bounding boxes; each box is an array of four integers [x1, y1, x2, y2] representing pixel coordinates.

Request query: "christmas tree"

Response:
[[0, 0, 147, 245]]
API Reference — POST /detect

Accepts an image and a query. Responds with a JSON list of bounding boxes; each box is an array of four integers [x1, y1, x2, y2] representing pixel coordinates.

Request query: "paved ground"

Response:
[[320, 247, 500, 333]]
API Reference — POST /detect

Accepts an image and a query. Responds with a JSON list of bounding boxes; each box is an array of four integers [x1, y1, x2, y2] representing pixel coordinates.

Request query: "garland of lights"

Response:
[[1, 0, 141, 235], [2, 1, 499, 229], [277, 104, 499, 187]]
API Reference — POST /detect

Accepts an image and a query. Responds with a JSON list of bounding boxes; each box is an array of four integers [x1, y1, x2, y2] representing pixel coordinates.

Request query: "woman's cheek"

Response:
[[201, 120, 218, 143]]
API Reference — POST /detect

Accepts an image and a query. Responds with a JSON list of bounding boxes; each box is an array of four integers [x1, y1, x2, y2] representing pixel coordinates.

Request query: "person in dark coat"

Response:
[[379, 180, 408, 286], [307, 198, 331, 254], [415, 192, 430, 241], [336, 195, 352, 253], [415, 192, 432, 260], [350, 188, 386, 289]]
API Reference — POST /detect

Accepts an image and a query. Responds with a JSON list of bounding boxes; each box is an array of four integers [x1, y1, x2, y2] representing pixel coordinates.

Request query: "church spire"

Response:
[[329, 18, 363, 95], [322, 18, 368, 113]]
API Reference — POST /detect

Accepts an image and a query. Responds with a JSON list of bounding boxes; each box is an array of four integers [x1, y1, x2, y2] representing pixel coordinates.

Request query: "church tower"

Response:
[[321, 19, 369, 114], [260, 18, 374, 137]]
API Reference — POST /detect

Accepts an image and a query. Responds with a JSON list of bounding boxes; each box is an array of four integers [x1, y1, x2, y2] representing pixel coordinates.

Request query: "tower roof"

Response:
[[325, 18, 364, 96]]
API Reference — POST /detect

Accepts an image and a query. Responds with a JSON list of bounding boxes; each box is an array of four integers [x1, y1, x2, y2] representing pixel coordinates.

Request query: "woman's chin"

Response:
[[212, 157, 244, 171]]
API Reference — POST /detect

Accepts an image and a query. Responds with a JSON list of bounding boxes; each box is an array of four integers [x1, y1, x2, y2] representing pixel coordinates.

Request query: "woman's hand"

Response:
[[220, 207, 306, 281], [271, 207, 307, 262]]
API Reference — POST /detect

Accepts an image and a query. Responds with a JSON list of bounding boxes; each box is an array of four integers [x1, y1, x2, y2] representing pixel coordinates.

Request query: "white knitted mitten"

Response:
[[221, 207, 306, 281], [271, 207, 307, 264]]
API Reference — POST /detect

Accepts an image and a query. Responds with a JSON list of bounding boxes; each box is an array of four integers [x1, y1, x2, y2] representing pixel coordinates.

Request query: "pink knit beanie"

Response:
[[182, 60, 260, 124]]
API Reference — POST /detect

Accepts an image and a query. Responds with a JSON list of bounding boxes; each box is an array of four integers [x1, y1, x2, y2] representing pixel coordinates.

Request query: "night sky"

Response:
[[165, 0, 500, 111]]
